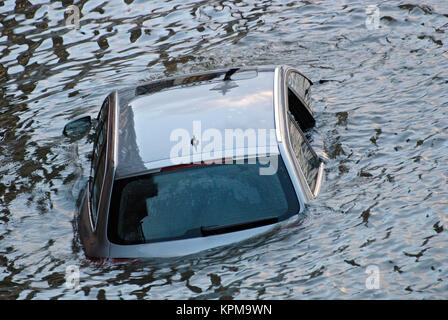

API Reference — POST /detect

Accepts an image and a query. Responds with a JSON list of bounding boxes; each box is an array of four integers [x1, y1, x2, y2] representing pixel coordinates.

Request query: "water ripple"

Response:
[[0, 0, 447, 299]]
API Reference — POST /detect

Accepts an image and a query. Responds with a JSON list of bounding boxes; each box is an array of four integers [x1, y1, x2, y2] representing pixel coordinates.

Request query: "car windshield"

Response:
[[108, 156, 300, 244]]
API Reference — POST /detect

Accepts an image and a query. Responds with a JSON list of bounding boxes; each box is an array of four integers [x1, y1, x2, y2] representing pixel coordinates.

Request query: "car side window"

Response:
[[287, 111, 321, 194], [286, 71, 315, 132], [90, 97, 109, 228]]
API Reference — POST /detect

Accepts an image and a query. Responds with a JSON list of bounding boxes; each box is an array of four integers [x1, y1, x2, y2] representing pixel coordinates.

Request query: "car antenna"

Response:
[[223, 68, 239, 81]]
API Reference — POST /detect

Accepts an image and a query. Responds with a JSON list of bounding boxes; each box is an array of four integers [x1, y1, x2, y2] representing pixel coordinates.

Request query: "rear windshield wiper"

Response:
[[200, 217, 278, 237]]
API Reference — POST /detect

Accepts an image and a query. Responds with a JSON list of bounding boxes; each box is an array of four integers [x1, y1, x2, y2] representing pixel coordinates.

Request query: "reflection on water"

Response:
[[1, 0, 448, 299]]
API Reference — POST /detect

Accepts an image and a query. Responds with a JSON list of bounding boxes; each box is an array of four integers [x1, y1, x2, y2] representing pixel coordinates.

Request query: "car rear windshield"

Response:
[[108, 156, 300, 244]]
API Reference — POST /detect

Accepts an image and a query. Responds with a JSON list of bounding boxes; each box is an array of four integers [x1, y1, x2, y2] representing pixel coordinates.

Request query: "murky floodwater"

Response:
[[1, 0, 448, 299]]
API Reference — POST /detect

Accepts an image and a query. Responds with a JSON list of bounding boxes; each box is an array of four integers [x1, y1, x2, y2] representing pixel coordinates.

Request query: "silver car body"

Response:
[[76, 65, 324, 258]]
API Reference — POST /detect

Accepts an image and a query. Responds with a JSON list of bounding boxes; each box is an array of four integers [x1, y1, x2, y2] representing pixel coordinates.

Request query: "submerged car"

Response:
[[64, 65, 324, 258]]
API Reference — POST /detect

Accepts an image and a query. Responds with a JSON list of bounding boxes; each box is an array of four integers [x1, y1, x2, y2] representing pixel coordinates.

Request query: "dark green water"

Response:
[[0, 0, 447, 299]]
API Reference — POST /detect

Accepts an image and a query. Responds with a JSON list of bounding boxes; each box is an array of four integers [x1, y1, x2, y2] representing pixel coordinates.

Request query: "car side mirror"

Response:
[[63, 116, 92, 139]]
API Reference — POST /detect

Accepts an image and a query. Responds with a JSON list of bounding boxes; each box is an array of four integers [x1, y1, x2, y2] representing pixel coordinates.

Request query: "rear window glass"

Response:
[[108, 156, 299, 244]]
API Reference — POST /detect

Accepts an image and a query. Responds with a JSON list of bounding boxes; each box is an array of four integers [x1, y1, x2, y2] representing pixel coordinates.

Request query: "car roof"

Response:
[[114, 66, 278, 179]]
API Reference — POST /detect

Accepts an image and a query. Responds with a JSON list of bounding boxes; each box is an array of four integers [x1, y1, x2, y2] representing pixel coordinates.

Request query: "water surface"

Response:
[[0, 0, 447, 299]]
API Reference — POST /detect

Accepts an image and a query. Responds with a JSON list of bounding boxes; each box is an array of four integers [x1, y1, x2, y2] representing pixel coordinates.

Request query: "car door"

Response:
[[89, 96, 109, 229], [79, 91, 118, 258], [283, 68, 324, 198]]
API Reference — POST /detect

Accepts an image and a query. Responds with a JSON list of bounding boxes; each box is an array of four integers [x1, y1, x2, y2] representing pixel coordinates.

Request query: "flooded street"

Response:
[[1, 0, 448, 299]]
